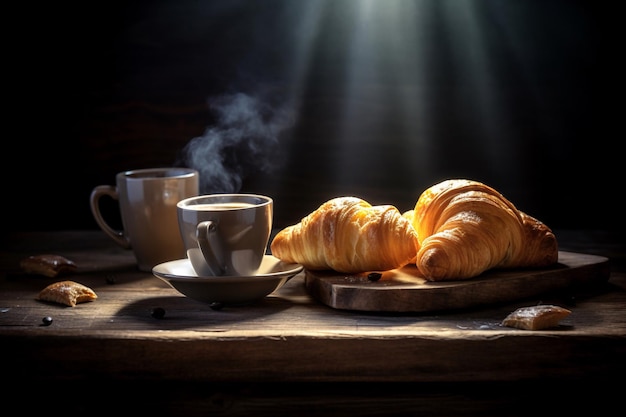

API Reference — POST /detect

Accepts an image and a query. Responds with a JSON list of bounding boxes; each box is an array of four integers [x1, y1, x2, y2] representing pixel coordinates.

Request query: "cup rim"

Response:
[[119, 167, 199, 180], [177, 193, 273, 209]]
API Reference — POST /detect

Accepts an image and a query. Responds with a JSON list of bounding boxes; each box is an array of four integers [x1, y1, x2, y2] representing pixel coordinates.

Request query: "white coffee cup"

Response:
[[90, 167, 199, 271], [177, 194, 273, 277]]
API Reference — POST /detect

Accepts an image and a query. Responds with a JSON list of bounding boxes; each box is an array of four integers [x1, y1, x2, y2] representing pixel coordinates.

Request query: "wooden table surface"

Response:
[[1, 230, 624, 416]]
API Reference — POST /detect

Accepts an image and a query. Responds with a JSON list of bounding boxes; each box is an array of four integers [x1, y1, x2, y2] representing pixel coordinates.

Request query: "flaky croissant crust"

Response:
[[270, 197, 419, 273], [411, 179, 558, 281]]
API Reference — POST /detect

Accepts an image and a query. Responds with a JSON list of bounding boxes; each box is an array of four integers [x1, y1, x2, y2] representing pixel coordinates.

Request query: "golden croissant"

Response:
[[409, 179, 558, 281], [270, 196, 419, 273]]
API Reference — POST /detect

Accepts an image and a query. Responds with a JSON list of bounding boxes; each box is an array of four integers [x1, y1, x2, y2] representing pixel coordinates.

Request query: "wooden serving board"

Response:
[[304, 251, 611, 313]]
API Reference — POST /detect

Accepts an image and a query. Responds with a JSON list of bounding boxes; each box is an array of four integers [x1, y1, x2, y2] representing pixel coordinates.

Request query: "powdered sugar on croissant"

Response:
[[411, 179, 558, 281], [270, 197, 419, 273]]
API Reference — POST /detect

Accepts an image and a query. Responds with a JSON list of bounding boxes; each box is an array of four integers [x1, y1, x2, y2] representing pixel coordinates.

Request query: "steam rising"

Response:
[[182, 92, 295, 194]]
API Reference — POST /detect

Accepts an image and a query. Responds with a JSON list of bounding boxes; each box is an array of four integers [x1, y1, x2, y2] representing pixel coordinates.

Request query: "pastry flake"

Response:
[[502, 304, 571, 330], [37, 280, 98, 307], [20, 254, 78, 278]]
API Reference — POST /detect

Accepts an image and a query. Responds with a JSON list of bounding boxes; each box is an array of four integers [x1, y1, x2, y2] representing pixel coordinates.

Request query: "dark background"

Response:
[[9, 0, 622, 235]]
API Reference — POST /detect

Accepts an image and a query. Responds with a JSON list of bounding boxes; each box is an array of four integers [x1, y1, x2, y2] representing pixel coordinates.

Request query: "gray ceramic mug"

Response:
[[177, 194, 273, 277], [90, 167, 199, 271]]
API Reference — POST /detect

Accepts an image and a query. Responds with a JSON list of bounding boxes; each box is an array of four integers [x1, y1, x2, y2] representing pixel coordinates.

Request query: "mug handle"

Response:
[[196, 220, 225, 276], [89, 185, 131, 249]]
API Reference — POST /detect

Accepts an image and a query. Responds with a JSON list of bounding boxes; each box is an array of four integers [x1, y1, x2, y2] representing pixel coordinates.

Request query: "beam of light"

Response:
[[278, 0, 327, 103], [430, 0, 589, 203], [175, 0, 328, 195], [437, 0, 511, 178], [438, 0, 533, 191], [336, 0, 516, 189], [170, 0, 591, 223], [326, 0, 566, 203], [325, 0, 425, 201], [327, 0, 440, 205]]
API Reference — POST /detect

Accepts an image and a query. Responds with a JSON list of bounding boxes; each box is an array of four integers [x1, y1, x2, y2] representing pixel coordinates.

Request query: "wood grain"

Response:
[[305, 251, 610, 312], [1, 230, 625, 417]]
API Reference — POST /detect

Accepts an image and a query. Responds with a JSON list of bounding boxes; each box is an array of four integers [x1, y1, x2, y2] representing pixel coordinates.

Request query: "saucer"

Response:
[[152, 255, 303, 305]]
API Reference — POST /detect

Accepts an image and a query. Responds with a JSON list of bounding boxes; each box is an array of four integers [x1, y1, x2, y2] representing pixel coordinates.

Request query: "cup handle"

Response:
[[196, 220, 225, 276], [89, 185, 131, 249]]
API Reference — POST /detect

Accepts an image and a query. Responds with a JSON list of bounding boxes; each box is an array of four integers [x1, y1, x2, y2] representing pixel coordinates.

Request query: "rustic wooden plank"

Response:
[[1, 230, 625, 389], [304, 251, 610, 312], [2, 269, 622, 336], [4, 325, 625, 383]]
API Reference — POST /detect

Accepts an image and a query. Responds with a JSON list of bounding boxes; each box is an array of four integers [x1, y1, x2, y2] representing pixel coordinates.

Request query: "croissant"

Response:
[[270, 196, 419, 273], [410, 179, 558, 281]]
